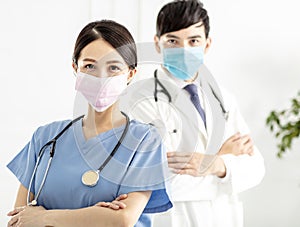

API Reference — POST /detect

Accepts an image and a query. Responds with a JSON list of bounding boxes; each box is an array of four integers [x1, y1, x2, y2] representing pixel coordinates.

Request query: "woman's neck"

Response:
[[82, 104, 126, 139]]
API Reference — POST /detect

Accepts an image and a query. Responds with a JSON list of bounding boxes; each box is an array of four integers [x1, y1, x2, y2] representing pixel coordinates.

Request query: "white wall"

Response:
[[0, 0, 91, 224], [1, 0, 300, 226], [204, 1, 300, 227]]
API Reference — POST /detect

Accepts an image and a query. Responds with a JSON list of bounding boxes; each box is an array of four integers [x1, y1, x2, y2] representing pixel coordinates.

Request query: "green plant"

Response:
[[266, 91, 300, 158]]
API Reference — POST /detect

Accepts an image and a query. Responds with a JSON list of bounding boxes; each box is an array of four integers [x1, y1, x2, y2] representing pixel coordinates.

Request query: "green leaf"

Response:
[[266, 90, 300, 158]]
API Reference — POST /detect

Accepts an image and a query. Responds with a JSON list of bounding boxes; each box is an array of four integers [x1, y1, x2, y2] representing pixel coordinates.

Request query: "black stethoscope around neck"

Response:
[[27, 112, 130, 206], [153, 69, 229, 121]]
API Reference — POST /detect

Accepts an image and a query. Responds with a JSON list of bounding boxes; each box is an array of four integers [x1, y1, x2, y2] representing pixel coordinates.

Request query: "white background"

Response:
[[1, 0, 300, 226]]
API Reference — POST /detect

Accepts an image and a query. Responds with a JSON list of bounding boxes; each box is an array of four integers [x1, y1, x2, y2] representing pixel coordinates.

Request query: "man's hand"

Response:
[[218, 132, 254, 156], [95, 194, 128, 210], [167, 152, 226, 177]]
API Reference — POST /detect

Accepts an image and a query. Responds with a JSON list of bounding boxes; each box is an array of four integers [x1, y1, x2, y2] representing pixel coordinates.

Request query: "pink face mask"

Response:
[[75, 72, 128, 112]]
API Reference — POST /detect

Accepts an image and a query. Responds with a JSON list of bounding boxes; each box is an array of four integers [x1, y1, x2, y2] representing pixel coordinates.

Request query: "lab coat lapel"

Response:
[[201, 88, 213, 140], [197, 66, 227, 155], [173, 90, 208, 140], [157, 69, 208, 140]]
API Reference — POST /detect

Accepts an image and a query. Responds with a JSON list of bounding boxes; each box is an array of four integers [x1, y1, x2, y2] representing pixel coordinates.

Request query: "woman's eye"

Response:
[[85, 64, 96, 70], [108, 65, 121, 72]]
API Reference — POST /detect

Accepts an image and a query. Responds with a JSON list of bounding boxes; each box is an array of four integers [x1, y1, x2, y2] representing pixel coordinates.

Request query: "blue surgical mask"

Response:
[[163, 46, 204, 80]]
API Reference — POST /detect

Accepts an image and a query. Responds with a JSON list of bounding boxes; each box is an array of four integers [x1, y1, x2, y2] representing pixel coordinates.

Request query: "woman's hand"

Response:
[[7, 206, 26, 217], [7, 205, 47, 227], [94, 194, 128, 210]]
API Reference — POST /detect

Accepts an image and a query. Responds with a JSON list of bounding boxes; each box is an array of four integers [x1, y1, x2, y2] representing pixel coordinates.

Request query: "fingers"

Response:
[[239, 136, 254, 155], [7, 215, 18, 227], [174, 168, 198, 177], [7, 206, 25, 216], [95, 202, 110, 207], [239, 135, 251, 145], [167, 152, 195, 165], [168, 155, 192, 164], [228, 132, 241, 142], [167, 152, 192, 157], [98, 201, 126, 210], [168, 162, 193, 170], [115, 194, 128, 201], [110, 200, 126, 209], [95, 200, 127, 210]]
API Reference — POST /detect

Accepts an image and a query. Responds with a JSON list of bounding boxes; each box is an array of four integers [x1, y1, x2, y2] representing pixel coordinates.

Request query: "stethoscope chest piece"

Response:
[[81, 170, 99, 187]]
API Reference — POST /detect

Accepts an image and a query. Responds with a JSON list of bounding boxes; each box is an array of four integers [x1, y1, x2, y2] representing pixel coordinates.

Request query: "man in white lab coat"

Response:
[[121, 0, 265, 226]]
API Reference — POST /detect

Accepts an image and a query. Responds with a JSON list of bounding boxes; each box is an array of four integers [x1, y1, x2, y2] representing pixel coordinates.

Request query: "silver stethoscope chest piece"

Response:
[[80, 112, 129, 187], [81, 170, 99, 187]]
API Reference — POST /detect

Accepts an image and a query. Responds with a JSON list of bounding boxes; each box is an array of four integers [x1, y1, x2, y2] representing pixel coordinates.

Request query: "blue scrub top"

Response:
[[7, 118, 172, 227]]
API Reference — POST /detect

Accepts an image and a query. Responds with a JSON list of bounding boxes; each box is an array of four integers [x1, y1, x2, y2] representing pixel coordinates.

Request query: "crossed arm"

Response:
[[95, 132, 256, 211], [7, 184, 151, 227], [167, 132, 254, 177]]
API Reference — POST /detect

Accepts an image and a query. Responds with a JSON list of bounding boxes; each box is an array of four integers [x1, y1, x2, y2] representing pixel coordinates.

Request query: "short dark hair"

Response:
[[156, 0, 210, 38], [73, 20, 137, 70]]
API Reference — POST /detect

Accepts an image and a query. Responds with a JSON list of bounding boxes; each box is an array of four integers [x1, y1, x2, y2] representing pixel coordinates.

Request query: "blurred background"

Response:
[[1, 0, 299, 226]]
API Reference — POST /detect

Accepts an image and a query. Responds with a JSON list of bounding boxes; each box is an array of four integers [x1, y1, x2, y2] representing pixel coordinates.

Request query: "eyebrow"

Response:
[[165, 34, 180, 39], [106, 60, 124, 65], [166, 34, 203, 40], [188, 35, 203, 39], [82, 58, 97, 62], [82, 58, 124, 65]]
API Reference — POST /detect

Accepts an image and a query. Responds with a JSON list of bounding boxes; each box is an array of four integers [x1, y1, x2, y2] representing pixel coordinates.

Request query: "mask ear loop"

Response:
[[126, 69, 134, 85], [72, 59, 78, 77]]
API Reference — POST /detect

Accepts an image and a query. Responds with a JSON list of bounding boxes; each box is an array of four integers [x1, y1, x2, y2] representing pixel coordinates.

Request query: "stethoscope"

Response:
[[27, 112, 130, 206], [153, 69, 229, 121]]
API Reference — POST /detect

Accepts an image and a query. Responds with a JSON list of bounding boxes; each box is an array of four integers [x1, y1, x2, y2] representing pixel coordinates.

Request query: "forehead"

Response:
[[78, 39, 125, 63], [162, 22, 206, 38]]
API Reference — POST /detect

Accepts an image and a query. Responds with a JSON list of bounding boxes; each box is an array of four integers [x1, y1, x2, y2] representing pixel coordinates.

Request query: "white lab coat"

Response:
[[120, 66, 265, 227]]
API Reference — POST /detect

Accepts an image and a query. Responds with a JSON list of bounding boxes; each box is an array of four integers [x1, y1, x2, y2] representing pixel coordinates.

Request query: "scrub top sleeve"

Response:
[[7, 130, 39, 194], [118, 126, 173, 213]]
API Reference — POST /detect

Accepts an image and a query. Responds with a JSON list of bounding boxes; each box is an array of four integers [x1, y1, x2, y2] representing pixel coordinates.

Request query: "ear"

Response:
[[204, 37, 212, 54], [72, 62, 78, 75], [154, 35, 161, 54], [127, 68, 137, 84]]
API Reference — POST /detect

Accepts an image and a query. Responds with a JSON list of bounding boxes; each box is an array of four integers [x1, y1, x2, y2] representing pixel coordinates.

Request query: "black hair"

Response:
[[72, 20, 137, 70], [156, 0, 210, 38]]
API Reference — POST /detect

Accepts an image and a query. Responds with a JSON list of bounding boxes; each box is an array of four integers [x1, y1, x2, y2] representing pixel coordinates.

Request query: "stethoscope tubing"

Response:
[[27, 115, 84, 206], [27, 113, 130, 205], [154, 70, 228, 120]]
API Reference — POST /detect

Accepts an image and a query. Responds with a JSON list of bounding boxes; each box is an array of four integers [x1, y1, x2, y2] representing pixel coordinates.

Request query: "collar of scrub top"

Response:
[[27, 112, 130, 206]]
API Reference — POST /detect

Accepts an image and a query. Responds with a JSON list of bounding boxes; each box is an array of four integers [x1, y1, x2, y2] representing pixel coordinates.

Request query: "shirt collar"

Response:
[[159, 65, 199, 88]]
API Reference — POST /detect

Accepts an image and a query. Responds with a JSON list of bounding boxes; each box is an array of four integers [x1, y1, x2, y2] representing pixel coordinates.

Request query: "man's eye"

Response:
[[190, 39, 201, 46], [168, 39, 177, 44]]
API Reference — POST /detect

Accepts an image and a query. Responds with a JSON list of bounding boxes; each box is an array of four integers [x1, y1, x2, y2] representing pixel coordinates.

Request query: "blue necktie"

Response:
[[184, 84, 206, 128]]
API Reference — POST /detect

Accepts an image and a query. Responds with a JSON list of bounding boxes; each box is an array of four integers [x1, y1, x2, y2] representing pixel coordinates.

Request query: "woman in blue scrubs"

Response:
[[7, 20, 172, 227]]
